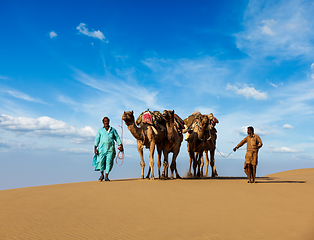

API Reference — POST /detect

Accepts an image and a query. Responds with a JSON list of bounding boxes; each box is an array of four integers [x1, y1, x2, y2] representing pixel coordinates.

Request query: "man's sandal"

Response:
[[98, 176, 104, 182]]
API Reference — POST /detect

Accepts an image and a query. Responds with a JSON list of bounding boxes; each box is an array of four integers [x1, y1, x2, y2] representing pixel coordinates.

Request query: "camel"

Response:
[[161, 110, 183, 179], [201, 129, 218, 177], [122, 111, 165, 180], [186, 115, 210, 178]]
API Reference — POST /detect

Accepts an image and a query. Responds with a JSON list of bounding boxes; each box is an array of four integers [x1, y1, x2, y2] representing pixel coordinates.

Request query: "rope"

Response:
[[115, 119, 125, 166], [216, 148, 233, 158], [215, 147, 257, 159]]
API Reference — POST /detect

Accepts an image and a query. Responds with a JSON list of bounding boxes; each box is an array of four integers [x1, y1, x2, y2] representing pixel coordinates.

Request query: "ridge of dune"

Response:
[[264, 168, 314, 180]]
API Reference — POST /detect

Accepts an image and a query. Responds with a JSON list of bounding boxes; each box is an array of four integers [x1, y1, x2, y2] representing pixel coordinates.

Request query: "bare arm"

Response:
[[233, 137, 247, 152], [94, 145, 99, 155]]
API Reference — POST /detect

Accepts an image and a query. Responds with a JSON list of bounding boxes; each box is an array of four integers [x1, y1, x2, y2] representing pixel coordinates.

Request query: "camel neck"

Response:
[[127, 122, 144, 141]]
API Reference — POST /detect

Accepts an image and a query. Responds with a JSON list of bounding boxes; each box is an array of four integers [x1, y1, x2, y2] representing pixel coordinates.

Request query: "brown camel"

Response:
[[201, 129, 218, 177], [162, 110, 183, 179], [186, 115, 210, 178], [122, 111, 165, 180]]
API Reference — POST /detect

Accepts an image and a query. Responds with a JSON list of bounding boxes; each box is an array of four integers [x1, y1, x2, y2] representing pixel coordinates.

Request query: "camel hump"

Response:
[[184, 114, 201, 129], [174, 114, 185, 129], [136, 110, 166, 127]]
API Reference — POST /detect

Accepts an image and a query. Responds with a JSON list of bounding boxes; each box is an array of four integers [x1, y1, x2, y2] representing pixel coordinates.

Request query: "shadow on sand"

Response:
[[181, 176, 307, 184], [107, 176, 306, 184]]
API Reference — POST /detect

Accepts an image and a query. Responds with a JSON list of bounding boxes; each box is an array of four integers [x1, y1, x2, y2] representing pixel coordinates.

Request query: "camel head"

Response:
[[162, 110, 174, 123], [122, 111, 135, 126], [200, 115, 209, 128]]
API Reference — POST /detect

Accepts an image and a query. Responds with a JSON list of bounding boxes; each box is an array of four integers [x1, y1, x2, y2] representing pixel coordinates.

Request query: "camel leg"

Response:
[[204, 150, 209, 177], [193, 152, 199, 178], [196, 152, 202, 178], [149, 141, 155, 180], [188, 155, 193, 177], [137, 142, 145, 179], [187, 143, 192, 177], [165, 154, 169, 179], [200, 153, 204, 178], [189, 151, 195, 177], [146, 168, 151, 179], [170, 149, 181, 179], [157, 143, 163, 179], [162, 148, 169, 179], [210, 149, 218, 177]]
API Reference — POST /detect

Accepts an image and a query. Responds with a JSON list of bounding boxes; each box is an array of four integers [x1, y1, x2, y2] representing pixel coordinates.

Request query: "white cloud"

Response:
[[283, 124, 294, 129], [268, 146, 303, 153], [76, 23, 106, 41], [260, 20, 276, 36], [0, 76, 8, 80], [311, 74, 314, 80], [237, 125, 274, 136], [235, 0, 314, 59], [270, 83, 278, 88], [311, 63, 314, 68], [49, 31, 57, 38], [226, 83, 268, 100], [0, 114, 96, 138]]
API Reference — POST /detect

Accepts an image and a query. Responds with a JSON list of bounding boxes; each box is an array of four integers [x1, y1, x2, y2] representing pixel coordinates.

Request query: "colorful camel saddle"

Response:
[[136, 110, 166, 129], [183, 111, 219, 140], [174, 114, 185, 130]]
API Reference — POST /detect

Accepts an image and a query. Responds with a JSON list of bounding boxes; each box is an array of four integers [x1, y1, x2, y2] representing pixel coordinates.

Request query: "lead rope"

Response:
[[215, 147, 256, 158], [115, 119, 125, 166]]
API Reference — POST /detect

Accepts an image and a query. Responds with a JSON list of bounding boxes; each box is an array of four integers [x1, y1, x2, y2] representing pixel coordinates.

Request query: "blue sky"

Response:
[[1, 0, 314, 190]]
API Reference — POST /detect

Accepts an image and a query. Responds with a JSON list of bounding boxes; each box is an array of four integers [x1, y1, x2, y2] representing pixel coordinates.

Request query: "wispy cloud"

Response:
[[0, 76, 8, 80], [268, 146, 303, 153], [59, 147, 90, 154], [76, 23, 107, 42], [283, 124, 293, 129], [226, 83, 268, 100], [142, 57, 229, 91], [0, 88, 46, 104], [72, 68, 164, 111], [235, 0, 314, 59], [49, 31, 57, 38], [293, 154, 314, 160], [0, 140, 11, 149], [0, 114, 96, 138]]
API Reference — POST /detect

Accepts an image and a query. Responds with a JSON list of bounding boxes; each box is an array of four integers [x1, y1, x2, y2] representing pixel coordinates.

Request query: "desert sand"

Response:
[[1, 168, 314, 240]]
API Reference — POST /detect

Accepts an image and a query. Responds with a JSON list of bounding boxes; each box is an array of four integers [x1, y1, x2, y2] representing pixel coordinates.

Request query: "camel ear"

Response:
[[124, 111, 125, 114], [131, 110, 134, 114], [172, 110, 174, 114]]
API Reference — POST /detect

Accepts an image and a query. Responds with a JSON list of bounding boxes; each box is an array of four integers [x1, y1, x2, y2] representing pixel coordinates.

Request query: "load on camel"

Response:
[[122, 110, 166, 180], [162, 110, 184, 179], [183, 111, 219, 177]]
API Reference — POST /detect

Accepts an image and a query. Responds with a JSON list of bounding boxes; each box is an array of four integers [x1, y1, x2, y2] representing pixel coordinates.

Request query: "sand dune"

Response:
[[1, 168, 314, 240]]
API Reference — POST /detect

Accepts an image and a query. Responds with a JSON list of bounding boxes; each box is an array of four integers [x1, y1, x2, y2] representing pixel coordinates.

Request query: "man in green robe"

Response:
[[93, 117, 123, 181]]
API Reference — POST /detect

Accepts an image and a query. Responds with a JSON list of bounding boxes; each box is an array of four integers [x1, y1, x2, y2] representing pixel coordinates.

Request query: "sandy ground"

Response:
[[0, 168, 314, 240]]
